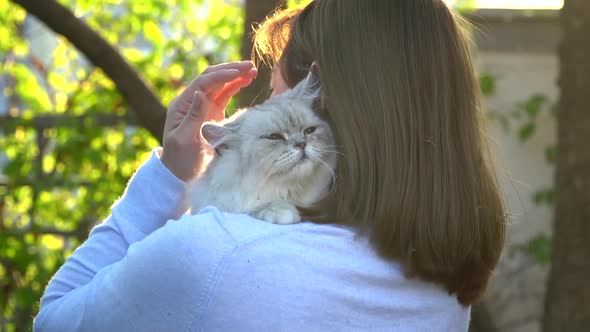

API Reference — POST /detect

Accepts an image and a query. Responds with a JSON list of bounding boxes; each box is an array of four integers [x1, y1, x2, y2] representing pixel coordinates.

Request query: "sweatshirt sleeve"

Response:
[[33, 148, 192, 331]]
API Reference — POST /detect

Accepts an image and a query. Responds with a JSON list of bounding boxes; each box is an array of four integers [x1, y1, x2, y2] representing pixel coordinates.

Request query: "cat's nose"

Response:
[[295, 141, 306, 150]]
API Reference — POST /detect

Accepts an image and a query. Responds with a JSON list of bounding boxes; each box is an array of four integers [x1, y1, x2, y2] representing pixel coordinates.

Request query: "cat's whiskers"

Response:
[[273, 151, 300, 175], [312, 146, 351, 171], [322, 144, 345, 149], [312, 147, 346, 158], [307, 148, 337, 195]]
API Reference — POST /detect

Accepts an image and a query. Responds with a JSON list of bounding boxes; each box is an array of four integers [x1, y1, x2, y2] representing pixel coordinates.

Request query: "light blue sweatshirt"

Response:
[[34, 149, 470, 332]]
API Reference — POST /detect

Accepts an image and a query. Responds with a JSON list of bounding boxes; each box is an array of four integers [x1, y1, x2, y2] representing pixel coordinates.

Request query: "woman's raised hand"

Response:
[[161, 61, 257, 182]]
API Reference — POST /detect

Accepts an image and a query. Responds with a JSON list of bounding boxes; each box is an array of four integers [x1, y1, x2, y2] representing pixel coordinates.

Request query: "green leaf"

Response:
[[48, 72, 68, 90], [10, 63, 53, 111], [121, 48, 146, 62], [545, 145, 557, 164], [143, 20, 164, 45], [479, 73, 496, 97], [525, 234, 552, 266], [532, 188, 555, 206], [518, 122, 536, 142], [524, 94, 546, 118]]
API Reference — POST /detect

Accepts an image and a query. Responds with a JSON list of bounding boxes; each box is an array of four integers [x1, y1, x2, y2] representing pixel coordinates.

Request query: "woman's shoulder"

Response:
[[140, 208, 468, 330], [173, 208, 469, 331], [168, 206, 354, 246], [164, 206, 295, 244], [152, 207, 376, 282]]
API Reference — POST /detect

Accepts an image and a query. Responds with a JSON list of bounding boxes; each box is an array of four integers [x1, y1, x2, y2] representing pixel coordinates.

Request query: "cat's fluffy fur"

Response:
[[189, 74, 336, 224]]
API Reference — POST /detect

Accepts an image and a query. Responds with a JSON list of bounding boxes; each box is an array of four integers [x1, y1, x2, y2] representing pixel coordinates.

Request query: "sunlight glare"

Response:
[[445, 0, 563, 9]]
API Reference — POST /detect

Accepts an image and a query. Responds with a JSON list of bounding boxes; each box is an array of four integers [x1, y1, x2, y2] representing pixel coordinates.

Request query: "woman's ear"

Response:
[[201, 123, 234, 150]]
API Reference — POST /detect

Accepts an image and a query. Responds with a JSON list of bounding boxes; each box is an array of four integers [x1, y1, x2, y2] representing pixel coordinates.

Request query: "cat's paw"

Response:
[[254, 201, 301, 225]]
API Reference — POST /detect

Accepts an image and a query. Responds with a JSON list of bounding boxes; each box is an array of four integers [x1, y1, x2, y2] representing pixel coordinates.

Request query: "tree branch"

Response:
[[10, 0, 166, 142]]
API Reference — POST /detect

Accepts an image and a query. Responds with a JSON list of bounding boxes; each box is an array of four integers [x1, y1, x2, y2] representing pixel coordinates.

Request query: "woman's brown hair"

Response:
[[254, 0, 506, 306]]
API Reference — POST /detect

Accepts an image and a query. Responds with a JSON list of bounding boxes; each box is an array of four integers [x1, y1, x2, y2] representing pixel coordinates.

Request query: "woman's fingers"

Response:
[[202, 60, 254, 75], [214, 81, 249, 107], [208, 78, 251, 122], [213, 69, 258, 107], [177, 91, 209, 138], [185, 61, 255, 96], [170, 62, 257, 129], [190, 69, 242, 95]]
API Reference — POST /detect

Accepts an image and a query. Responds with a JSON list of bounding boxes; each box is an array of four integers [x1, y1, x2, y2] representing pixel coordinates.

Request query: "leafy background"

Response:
[[0, 0, 248, 329]]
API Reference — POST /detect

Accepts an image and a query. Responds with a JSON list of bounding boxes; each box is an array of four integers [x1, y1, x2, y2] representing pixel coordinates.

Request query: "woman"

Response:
[[34, 0, 505, 331]]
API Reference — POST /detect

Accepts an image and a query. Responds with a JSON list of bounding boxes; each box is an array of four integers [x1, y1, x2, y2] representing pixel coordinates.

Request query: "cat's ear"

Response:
[[291, 70, 321, 105], [201, 123, 234, 150]]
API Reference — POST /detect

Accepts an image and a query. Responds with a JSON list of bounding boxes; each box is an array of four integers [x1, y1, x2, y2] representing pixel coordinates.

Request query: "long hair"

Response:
[[254, 0, 506, 306]]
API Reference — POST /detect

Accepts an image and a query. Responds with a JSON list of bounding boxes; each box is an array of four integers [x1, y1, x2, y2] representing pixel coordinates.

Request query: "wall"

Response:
[[470, 9, 560, 332]]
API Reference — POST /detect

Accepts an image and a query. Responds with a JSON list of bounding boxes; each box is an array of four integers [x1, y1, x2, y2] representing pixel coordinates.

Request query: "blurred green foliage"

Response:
[[515, 233, 553, 266], [481, 74, 556, 267], [453, 0, 477, 13], [0, 0, 243, 330]]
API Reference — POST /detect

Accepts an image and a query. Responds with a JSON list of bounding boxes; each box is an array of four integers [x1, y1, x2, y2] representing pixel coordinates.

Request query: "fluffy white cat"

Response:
[[189, 73, 337, 224]]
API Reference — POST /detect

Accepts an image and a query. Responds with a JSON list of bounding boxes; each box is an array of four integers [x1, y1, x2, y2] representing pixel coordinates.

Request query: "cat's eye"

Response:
[[303, 127, 317, 135], [265, 133, 284, 140]]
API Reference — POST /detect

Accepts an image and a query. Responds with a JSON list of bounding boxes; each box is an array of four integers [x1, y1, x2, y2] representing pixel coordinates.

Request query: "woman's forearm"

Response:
[[34, 148, 189, 331]]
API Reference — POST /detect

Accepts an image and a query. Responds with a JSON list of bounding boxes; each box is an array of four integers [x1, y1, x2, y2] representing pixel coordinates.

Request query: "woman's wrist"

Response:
[[111, 148, 190, 234], [159, 147, 205, 183]]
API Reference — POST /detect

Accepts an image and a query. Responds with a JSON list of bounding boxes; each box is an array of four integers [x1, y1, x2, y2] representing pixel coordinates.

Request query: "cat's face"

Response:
[[202, 74, 336, 181], [238, 102, 334, 179]]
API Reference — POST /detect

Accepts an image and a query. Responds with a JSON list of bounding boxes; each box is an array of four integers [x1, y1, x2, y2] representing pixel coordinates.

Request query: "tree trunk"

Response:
[[10, 0, 166, 142], [543, 0, 590, 331], [469, 303, 496, 332], [237, 0, 285, 107]]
